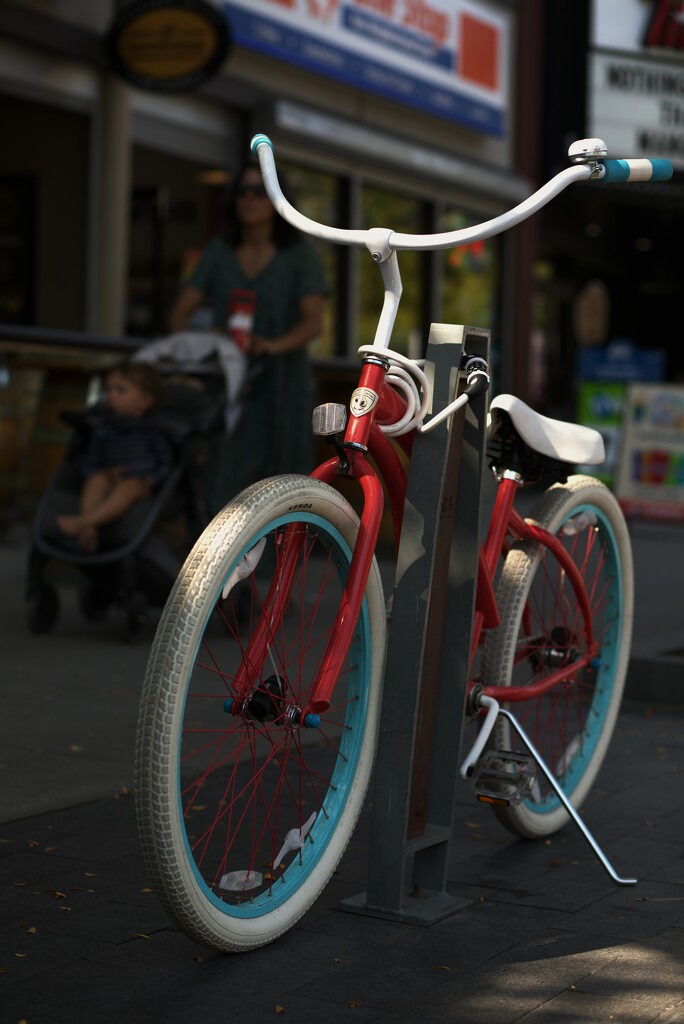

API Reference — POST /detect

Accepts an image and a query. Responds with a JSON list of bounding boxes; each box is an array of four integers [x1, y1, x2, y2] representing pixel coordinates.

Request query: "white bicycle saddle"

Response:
[[489, 394, 605, 466]]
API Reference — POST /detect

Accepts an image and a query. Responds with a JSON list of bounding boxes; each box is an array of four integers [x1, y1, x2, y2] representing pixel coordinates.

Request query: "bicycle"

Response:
[[134, 136, 672, 952]]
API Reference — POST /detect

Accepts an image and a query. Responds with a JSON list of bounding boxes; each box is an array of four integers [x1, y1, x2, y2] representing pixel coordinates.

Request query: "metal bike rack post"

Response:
[[342, 322, 490, 924]]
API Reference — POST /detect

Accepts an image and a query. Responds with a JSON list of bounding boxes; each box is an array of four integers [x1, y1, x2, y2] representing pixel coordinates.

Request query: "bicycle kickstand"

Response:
[[460, 690, 637, 886]]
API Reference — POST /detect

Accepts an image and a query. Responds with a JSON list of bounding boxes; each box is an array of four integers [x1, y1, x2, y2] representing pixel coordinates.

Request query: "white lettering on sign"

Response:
[[354, 0, 397, 15], [604, 63, 684, 95], [589, 52, 684, 169], [403, 0, 449, 48], [225, 0, 509, 135]]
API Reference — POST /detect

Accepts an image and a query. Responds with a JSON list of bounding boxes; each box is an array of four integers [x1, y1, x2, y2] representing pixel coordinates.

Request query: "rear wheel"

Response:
[[135, 475, 386, 951], [481, 476, 633, 838]]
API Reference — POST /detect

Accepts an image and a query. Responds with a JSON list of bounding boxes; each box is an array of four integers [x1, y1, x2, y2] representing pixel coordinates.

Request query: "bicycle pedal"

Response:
[[470, 749, 536, 807], [312, 403, 347, 436]]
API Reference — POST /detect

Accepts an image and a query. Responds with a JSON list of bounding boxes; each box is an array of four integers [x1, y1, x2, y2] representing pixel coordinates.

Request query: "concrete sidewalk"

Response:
[[1, 516, 684, 1023]]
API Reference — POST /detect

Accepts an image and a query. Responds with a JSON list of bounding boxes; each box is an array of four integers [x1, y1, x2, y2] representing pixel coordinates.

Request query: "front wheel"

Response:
[[135, 475, 386, 952], [480, 476, 633, 838]]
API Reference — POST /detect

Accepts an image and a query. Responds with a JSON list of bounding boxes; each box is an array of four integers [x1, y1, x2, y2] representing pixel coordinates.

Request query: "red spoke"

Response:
[[171, 509, 369, 907]]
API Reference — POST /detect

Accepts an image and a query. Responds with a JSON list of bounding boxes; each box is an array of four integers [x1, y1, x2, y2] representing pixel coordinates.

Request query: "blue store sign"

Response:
[[223, 0, 509, 136], [577, 339, 665, 383]]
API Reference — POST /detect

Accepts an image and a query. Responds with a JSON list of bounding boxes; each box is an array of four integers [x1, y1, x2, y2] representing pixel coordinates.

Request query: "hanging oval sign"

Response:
[[105, 0, 231, 93]]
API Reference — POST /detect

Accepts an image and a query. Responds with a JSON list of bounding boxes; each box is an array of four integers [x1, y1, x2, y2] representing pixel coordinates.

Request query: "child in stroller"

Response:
[[56, 361, 174, 553], [26, 356, 225, 640]]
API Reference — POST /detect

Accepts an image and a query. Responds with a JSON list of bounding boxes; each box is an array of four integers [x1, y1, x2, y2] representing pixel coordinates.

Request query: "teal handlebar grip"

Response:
[[599, 158, 673, 182], [250, 133, 273, 155]]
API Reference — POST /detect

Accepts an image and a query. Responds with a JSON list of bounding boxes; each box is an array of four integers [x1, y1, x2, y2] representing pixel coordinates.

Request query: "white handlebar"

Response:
[[251, 133, 592, 257], [389, 166, 590, 251], [250, 133, 672, 434]]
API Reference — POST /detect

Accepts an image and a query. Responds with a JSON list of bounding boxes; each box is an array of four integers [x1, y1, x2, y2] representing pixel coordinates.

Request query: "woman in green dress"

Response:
[[167, 161, 328, 516]]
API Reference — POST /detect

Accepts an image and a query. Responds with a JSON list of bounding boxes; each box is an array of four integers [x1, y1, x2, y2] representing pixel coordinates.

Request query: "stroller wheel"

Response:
[[27, 584, 60, 635], [122, 591, 149, 643], [79, 580, 111, 623]]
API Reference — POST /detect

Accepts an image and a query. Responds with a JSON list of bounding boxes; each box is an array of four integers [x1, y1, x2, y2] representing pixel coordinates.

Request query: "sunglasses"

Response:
[[237, 183, 267, 198]]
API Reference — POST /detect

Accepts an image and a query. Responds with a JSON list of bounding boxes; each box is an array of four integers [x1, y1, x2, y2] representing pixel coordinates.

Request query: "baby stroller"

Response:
[[25, 364, 226, 641]]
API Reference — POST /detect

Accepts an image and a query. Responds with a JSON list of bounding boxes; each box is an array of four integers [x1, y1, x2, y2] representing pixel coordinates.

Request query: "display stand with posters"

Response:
[[615, 383, 684, 522], [576, 340, 665, 486]]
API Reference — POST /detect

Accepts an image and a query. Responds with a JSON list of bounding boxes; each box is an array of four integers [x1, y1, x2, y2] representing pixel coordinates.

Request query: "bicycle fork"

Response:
[[224, 464, 383, 723], [228, 364, 394, 719]]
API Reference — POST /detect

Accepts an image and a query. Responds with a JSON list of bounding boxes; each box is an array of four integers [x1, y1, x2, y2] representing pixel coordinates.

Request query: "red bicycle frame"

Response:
[[232, 357, 597, 716]]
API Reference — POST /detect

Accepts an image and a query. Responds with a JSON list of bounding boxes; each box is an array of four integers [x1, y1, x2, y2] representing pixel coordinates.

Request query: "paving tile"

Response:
[[24, 796, 141, 855], [0, 925, 108, 985], [456, 856, 615, 913], [648, 999, 684, 1024], [277, 944, 461, 1018], [647, 861, 684, 886], [300, 896, 415, 947], [595, 770, 684, 817], [580, 790, 668, 839], [652, 807, 684, 844], [518, 988, 668, 1022], [374, 899, 568, 970], [91, 980, 386, 1024], [566, 928, 684, 1002], [378, 931, 669, 1024], [2, 888, 173, 949], [599, 834, 684, 882], [1, 929, 211, 1024], [364, 953, 595, 1024], [548, 881, 684, 941]]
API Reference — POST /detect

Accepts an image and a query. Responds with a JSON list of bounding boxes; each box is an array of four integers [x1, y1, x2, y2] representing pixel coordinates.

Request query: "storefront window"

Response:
[[129, 147, 219, 337], [281, 162, 339, 359], [359, 187, 426, 357]]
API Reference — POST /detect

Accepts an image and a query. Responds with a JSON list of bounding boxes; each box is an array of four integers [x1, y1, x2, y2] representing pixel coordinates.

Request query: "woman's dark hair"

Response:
[[224, 159, 300, 249]]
